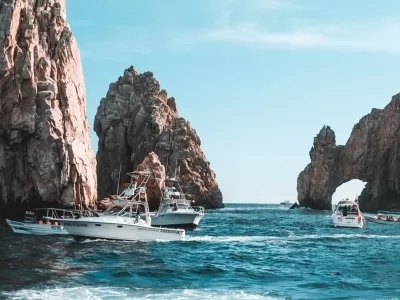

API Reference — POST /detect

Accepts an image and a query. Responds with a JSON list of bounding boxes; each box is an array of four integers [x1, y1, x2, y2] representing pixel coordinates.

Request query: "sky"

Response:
[[66, 0, 400, 204]]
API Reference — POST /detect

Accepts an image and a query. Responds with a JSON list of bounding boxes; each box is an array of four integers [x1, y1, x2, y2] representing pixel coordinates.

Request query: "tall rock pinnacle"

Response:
[[0, 0, 97, 216], [94, 66, 223, 209]]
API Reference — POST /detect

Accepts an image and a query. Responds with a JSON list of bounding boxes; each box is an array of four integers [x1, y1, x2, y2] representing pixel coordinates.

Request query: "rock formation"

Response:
[[94, 66, 223, 209], [0, 0, 97, 217], [297, 93, 400, 212], [136, 152, 165, 205]]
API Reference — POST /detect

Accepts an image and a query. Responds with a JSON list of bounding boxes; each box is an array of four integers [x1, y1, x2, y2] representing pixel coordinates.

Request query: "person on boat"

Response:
[[377, 215, 382, 220], [173, 202, 178, 211], [342, 205, 348, 216], [38, 219, 44, 224]]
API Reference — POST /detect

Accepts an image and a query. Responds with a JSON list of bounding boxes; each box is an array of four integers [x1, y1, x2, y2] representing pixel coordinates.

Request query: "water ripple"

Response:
[[1, 204, 400, 299]]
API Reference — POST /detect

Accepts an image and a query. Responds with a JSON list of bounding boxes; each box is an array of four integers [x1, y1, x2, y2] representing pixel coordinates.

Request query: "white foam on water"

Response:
[[65, 233, 400, 245], [1, 286, 283, 300], [79, 238, 173, 244], [220, 206, 288, 212], [185, 233, 400, 243]]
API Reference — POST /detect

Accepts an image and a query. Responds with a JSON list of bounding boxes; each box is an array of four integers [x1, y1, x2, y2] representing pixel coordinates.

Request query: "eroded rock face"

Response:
[[94, 66, 223, 209], [0, 0, 97, 217], [136, 152, 165, 205], [297, 94, 400, 212]]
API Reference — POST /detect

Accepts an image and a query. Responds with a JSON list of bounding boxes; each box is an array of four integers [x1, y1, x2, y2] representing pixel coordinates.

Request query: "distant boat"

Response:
[[365, 211, 400, 224], [280, 200, 292, 205]]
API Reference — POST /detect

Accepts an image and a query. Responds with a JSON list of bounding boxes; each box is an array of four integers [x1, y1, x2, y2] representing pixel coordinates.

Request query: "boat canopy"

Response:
[[337, 200, 358, 206]]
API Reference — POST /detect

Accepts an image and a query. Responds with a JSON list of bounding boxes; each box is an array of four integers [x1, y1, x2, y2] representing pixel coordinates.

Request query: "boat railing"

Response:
[[192, 206, 205, 215]]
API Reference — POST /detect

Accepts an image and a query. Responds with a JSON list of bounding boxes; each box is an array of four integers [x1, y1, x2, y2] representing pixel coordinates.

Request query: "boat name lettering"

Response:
[[63, 223, 88, 227], [137, 228, 181, 234]]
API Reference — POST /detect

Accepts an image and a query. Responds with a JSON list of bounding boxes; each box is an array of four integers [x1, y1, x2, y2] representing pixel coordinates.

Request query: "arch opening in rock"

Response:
[[297, 97, 400, 212], [332, 179, 366, 206]]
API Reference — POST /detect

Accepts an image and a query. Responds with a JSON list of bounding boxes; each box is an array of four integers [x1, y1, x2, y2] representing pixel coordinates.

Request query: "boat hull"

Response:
[[332, 215, 364, 228], [58, 219, 185, 241], [365, 216, 400, 224], [5, 219, 68, 235], [146, 212, 203, 228]]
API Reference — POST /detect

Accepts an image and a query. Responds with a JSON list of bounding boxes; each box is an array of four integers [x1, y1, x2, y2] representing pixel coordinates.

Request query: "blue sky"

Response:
[[66, 0, 400, 204]]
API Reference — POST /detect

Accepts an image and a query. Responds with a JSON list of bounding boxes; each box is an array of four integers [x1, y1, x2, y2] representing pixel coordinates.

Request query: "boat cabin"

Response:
[[334, 200, 361, 216], [26, 208, 100, 224]]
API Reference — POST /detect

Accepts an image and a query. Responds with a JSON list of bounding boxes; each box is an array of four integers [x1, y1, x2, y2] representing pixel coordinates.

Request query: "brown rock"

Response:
[[94, 66, 223, 209], [136, 152, 165, 206], [0, 0, 96, 217], [297, 94, 400, 212]]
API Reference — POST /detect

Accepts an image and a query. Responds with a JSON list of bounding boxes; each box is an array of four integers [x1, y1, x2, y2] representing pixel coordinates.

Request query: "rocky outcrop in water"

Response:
[[0, 0, 97, 217], [94, 66, 223, 209], [297, 93, 400, 212]]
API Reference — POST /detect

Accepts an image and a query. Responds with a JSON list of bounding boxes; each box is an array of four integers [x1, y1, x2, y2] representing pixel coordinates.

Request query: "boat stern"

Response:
[[332, 214, 364, 228]]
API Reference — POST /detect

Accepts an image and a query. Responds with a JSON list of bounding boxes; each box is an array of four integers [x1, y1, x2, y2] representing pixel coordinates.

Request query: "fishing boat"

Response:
[[365, 211, 400, 224], [332, 200, 364, 228], [48, 171, 185, 242], [146, 176, 204, 228], [5, 208, 98, 235], [280, 200, 292, 205]]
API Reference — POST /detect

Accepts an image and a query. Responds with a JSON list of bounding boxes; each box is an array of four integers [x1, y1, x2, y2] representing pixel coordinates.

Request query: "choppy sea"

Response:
[[1, 203, 400, 300]]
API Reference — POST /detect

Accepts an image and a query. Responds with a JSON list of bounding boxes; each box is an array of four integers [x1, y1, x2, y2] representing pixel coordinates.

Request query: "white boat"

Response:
[[332, 200, 364, 228], [49, 171, 185, 242], [6, 208, 78, 235], [146, 177, 204, 228], [365, 212, 400, 224], [280, 200, 292, 205]]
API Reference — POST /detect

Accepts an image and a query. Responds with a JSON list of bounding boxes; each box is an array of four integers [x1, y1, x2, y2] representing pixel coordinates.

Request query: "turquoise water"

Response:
[[1, 204, 400, 299]]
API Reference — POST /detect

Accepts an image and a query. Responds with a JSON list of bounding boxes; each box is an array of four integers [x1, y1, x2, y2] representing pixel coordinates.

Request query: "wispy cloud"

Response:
[[72, 0, 400, 59], [176, 19, 400, 54]]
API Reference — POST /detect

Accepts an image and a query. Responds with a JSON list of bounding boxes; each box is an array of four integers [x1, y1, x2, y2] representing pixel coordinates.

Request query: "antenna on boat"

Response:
[[116, 160, 122, 194], [174, 158, 177, 179]]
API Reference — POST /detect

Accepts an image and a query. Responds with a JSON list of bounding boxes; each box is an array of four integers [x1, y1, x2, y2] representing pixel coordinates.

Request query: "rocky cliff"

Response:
[[297, 93, 400, 212], [94, 66, 223, 209], [0, 0, 97, 217]]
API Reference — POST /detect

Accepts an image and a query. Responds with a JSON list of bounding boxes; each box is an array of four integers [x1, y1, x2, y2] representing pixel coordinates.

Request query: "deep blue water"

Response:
[[1, 203, 400, 300]]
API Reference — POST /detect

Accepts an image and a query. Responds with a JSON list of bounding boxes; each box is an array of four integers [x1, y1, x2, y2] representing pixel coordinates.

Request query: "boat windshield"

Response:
[[336, 204, 360, 215]]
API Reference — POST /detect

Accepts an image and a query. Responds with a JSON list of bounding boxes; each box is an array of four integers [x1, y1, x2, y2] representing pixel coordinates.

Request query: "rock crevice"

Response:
[[297, 94, 400, 212], [94, 66, 223, 209]]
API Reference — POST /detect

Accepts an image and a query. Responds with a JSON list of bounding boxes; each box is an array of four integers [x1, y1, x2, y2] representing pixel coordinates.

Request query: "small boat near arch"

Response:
[[332, 200, 364, 228]]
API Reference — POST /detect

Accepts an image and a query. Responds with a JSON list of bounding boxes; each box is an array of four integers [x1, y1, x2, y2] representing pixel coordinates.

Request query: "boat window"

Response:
[[117, 225, 123, 228], [95, 224, 102, 226]]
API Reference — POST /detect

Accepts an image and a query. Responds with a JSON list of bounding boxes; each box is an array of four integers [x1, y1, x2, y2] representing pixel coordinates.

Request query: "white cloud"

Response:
[[212, 0, 301, 11], [177, 19, 400, 53]]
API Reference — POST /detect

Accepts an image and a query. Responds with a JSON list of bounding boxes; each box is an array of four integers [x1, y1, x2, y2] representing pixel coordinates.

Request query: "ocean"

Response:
[[0, 203, 399, 300]]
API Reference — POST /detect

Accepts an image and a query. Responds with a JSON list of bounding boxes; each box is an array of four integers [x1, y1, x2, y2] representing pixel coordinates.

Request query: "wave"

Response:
[[218, 206, 289, 212], [71, 233, 400, 244], [1, 286, 283, 300], [185, 233, 400, 243]]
